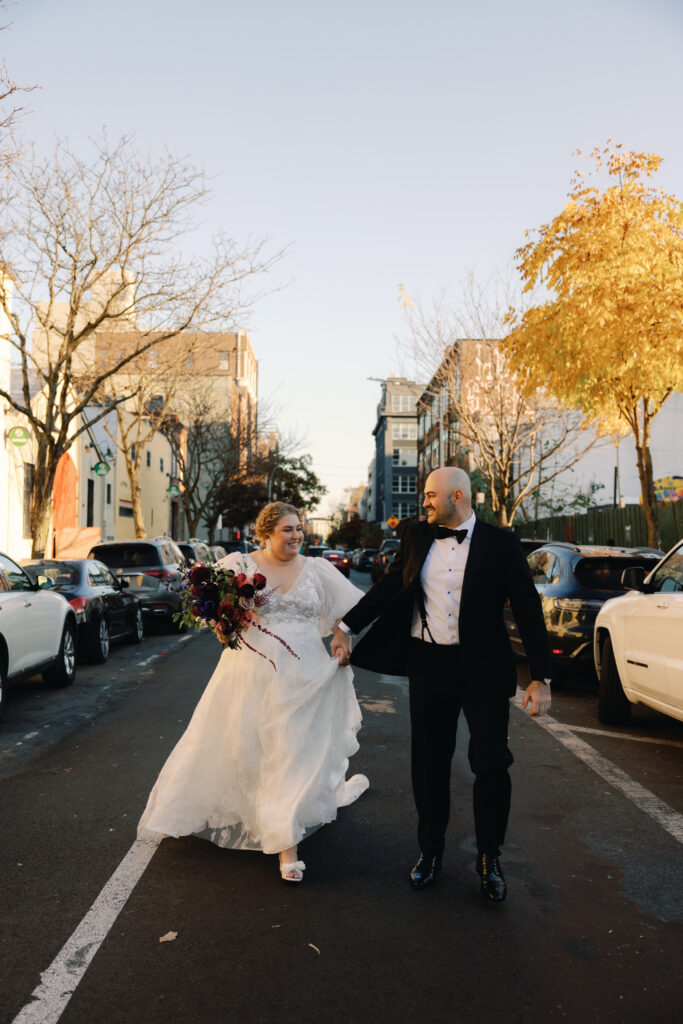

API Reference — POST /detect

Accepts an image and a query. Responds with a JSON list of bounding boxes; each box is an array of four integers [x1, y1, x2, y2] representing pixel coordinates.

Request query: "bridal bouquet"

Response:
[[173, 562, 298, 668]]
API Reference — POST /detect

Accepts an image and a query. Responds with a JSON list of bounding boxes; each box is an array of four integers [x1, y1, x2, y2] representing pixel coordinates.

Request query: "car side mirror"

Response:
[[117, 577, 130, 589], [36, 575, 53, 589], [621, 566, 646, 591]]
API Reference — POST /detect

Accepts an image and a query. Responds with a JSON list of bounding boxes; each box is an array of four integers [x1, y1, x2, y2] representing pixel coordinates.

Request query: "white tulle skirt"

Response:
[[137, 623, 368, 855]]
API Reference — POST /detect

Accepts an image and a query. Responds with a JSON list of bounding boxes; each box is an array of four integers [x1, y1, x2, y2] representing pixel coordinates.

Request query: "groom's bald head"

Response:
[[423, 466, 472, 527]]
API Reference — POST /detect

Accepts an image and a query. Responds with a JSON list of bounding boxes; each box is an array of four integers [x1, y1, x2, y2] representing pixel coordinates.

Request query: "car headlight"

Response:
[[553, 598, 604, 611]]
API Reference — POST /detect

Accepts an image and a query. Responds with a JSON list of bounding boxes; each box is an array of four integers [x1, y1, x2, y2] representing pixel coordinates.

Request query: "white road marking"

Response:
[[565, 724, 683, 749], [513, 693, 683, 845], [12, 837, 160, 1024]]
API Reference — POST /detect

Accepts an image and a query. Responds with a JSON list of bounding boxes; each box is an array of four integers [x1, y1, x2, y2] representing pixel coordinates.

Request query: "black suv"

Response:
[[504, 542, 662, 679], [87, 538, 188, 632]]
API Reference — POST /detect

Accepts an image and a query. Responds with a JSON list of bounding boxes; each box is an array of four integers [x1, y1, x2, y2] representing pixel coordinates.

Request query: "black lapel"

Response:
[[460, 517, 488, 609], [407, 522, 436, 584]]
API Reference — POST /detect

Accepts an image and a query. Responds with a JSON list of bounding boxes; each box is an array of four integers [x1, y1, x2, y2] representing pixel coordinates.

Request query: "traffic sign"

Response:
[[94, 461, 110, 476], [387, 514, 399, 529], [168, 484, 180, 498], [8, 426, 30, 447]]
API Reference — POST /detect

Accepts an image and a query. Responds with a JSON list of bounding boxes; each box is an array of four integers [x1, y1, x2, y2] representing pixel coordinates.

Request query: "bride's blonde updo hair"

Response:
[[254, 502, 302, 547]]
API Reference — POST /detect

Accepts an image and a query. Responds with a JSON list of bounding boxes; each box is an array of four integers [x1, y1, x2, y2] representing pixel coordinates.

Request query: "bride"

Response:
[[137, 501, 368, 883]]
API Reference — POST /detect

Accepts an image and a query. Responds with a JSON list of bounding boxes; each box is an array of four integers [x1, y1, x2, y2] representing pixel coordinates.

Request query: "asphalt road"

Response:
[[1, 569, 682, 1024]]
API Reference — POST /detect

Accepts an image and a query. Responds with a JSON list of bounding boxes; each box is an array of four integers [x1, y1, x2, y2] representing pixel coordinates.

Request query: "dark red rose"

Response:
[[236, 573, 247, 584], [239, 583, 255, 598], [253, 573, 267, 591], [190, 565, 212, 584]]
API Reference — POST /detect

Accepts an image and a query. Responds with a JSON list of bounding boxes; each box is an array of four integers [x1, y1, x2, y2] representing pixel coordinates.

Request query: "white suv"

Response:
[[0, 551, 78, 719], [594, 540, 683, 724]]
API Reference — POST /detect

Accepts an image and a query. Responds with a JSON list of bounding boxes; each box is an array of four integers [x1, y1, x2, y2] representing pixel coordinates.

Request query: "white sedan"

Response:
[[594, 539, 683, 724], [0, 551, 78, 719]]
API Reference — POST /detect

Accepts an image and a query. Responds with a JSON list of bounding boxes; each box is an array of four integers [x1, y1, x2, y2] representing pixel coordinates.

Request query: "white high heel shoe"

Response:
[[279, 855, 306, 883], [338, 773, 370, 807]]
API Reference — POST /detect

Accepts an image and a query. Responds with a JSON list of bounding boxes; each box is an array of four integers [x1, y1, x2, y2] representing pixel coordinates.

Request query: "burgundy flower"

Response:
[[253, 573, 267, 591], [190, 565, 212, 585], [239, 582, 255, 599]]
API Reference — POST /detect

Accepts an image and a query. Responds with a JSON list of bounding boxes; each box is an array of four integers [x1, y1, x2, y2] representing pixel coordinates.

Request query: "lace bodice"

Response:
[[217, 552, 363, 638]]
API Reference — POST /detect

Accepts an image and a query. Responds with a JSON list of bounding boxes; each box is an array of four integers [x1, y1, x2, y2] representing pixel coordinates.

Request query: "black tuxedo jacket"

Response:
[[343, 518, 552, 699]]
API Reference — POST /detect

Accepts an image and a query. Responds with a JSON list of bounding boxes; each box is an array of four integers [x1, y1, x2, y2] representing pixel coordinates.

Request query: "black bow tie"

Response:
[[435, 526, 468, 543]]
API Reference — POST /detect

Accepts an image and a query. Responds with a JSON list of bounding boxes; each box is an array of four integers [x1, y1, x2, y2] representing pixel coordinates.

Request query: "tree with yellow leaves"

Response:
[[503, 145, 683, 547]]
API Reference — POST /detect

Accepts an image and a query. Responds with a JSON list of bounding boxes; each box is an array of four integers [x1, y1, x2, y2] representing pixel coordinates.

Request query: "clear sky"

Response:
[[6, 0, 683, 514]]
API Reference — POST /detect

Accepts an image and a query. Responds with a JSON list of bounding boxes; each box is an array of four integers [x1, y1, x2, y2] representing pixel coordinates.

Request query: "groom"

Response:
[[331, 466, 552, 901]]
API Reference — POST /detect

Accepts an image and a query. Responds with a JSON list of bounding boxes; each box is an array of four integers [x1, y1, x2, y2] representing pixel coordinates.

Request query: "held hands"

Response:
[[520, 680, 551, 717], [331, 627, 351, 666]]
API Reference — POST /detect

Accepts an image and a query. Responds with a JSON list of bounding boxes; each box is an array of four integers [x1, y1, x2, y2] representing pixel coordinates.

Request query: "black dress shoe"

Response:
[[476, 852, 507, 902], [410, 854, 441, 889]]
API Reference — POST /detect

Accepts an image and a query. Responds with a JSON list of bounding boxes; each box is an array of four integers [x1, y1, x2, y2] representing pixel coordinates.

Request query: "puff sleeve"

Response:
[[311, 556, 365, 637]]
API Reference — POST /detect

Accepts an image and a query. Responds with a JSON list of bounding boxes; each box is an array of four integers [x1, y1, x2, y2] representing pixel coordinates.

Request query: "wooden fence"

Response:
[[514, 502, 683, 552]]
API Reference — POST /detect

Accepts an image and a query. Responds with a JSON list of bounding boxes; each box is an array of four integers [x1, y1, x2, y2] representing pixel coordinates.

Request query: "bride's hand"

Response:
[[331, 628, 351, 666]]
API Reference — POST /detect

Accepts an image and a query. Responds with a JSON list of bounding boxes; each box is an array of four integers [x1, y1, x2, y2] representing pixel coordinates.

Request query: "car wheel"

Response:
[[0, 651, 7, 721], [91, 617, 110, 664], [44, 620, 77, 688], [598, 635, 631, 725], [129, 607, 144, 644]]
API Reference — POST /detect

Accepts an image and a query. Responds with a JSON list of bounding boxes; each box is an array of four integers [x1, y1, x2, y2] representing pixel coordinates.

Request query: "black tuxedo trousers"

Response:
[[407, 638, 513, 858]]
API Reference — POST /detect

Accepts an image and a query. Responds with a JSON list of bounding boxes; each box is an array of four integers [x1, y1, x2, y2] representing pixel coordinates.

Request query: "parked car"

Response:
[[357, 547, 378, 572], [371, 539, 400, 582], [87, 538, 188, 633], [322, 549, 351, 578], [0, 551, 78, 719], [594, 539, 683, 724], [518, 538, 547, 555], [221, 539, 255, 555], [210, 545, 228, 561], [504, 542, 663, 679], [176, 538, 215, 565], [304, 544, 330, 558], [22, 558, 143, 663]]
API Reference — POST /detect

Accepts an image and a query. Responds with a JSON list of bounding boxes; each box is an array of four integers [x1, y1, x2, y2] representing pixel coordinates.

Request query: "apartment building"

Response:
[[371, 375, 422, 525]]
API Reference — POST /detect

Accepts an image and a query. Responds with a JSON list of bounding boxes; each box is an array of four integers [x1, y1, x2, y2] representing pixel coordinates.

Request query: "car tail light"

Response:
[[143, 568, 177, 579], [551, 648, 564, 655], [68, 596, 88, 620]]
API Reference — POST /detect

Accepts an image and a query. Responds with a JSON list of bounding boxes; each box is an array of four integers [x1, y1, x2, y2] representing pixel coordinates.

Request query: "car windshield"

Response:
[[24, 563, 79, 587], [90, 543, 160, 569], [574, 557, 658, 591]]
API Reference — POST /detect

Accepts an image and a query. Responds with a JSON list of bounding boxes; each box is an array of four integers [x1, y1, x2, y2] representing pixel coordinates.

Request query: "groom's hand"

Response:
[[331, 628, 351, 666], [521, 680, 551, 717]]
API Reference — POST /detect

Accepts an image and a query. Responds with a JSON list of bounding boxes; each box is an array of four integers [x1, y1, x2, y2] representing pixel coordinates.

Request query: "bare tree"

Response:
[[400, 276, 604, 528], [0, 2, 38, 147], [0, 134, 281, 555]]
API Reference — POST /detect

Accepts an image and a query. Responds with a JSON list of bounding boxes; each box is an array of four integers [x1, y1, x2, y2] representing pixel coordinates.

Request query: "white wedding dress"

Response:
[[137, 553, 369, 855]]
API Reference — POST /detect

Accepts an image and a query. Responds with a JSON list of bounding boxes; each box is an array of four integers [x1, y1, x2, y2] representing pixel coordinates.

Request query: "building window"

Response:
[[392, 394, 417, 413], [131, 444, 136, 464], [394, 448, 417, 468], [148, 349, 159, 369], [160, 457, 164, 473], [393, 476, 417, 493], [392, 423, 417, 440], [106, 483, 112, 505], [184, 352, 194, 370], [23, 463, 34, 538], [119, 501, 134, 518], [392, 502, 417, 520], [146, 451, 151, 468], [218, 351, 229, 370]]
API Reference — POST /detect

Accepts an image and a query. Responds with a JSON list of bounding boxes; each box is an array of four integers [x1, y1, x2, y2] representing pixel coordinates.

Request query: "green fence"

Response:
[[515, 502, 683, 552]]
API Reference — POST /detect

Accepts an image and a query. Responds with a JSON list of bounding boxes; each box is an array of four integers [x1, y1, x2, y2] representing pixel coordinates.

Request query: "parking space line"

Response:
[[513, 693, 683, 846], [565, 724, 683, 749], [12, 837, 160, 1024]]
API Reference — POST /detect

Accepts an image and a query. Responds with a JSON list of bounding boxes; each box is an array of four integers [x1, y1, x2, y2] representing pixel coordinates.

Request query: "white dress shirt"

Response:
[[410, 511, 476, 645]]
